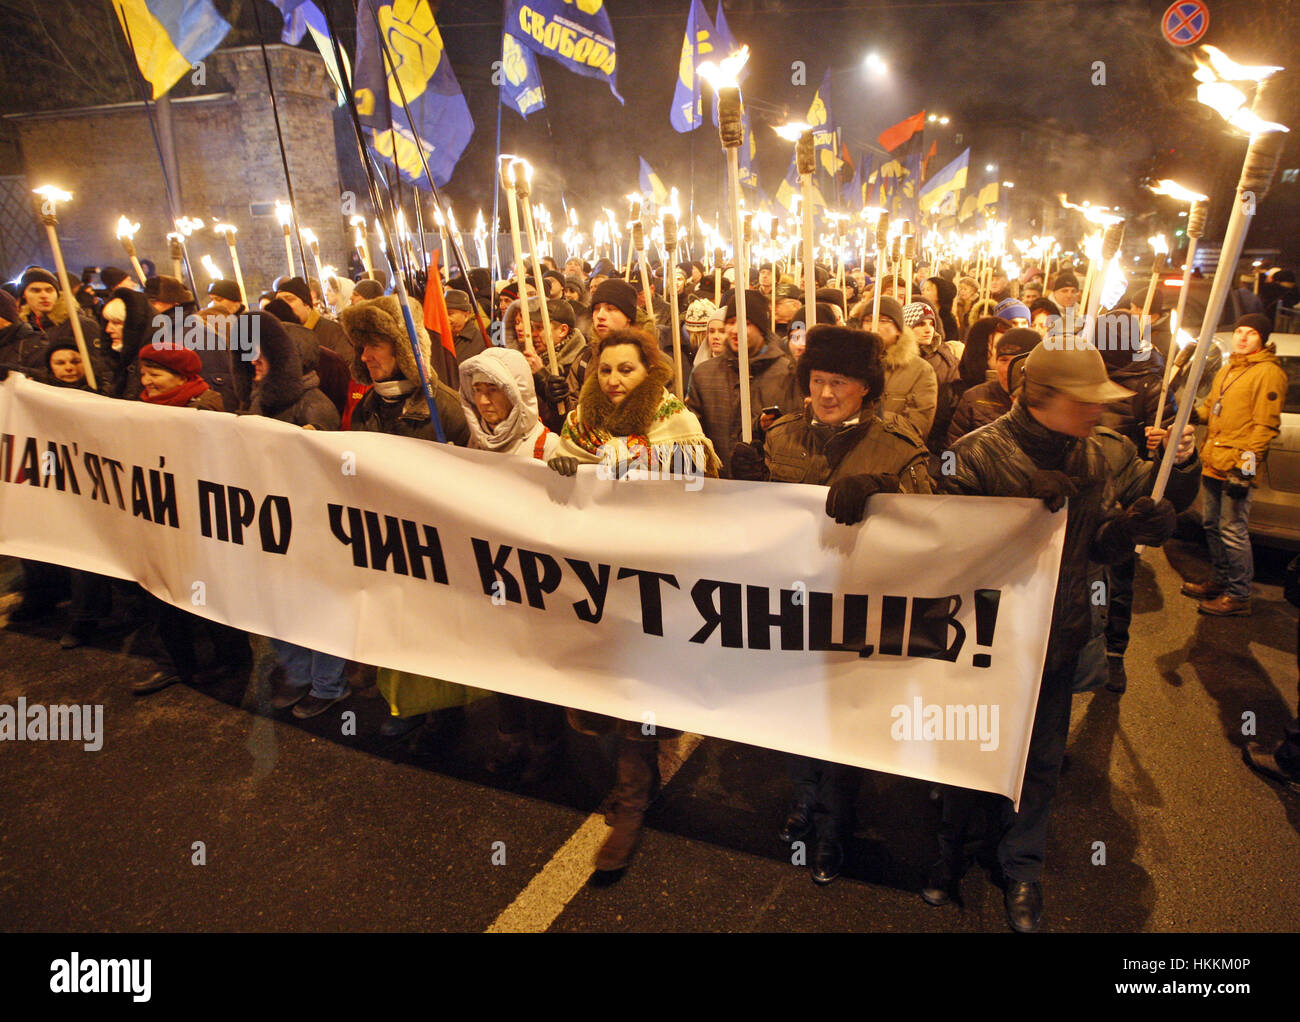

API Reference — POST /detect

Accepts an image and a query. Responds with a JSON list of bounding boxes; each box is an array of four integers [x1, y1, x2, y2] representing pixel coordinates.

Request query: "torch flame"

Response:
[[1149, 233, 1168, 256], [33, 185, 72, 203], [1150, 179, 1208, 202], [275, 201, 291, 227], [200, 255, 222, 280], [212, 222, 236, 236], [116, 215, 140, 240], [349, 214, 367, 228], [772, 121, 811, 142], [1200, 45, 1282, 83], [300, 227, 317, 246], [697, 45, 750, 90], [1059, 194, 1123, 226]]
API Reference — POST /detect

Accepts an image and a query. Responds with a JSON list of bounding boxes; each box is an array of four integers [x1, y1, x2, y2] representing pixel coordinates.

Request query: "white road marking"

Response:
[[487, 733, 703, 933]]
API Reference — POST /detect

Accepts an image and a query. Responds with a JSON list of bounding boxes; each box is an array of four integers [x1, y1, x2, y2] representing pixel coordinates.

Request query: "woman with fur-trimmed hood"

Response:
[[872, 296, 937, 442], [339, 293, 468, 446], [239, 310, 340, 430], [459, 347, 560, 460]]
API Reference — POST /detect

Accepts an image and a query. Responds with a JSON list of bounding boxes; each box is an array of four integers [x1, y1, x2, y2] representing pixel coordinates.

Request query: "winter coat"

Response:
[[940, 401, 1127, 674], [458, 347, 559, 460], [947, 377, 1012, 447], [19, 300, 110, 390], [1099, 349, 1174, 453], [762, 405, 933, 492], [247, 319, 340, 430], [879, 328, 938, 441], [686, 339, 800, 477], [919, 335, 963, 452], [1195, 343, 1289, 483], [455, 316, 488, 364], [340, 294, 469, 446], [0, 319, 41, 369], [303, 308, 353, 363]]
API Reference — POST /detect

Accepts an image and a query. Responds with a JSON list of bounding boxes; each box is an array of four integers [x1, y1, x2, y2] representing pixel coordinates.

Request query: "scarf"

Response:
[[557, 360, 720, 476], [140, 376, 210, 407]]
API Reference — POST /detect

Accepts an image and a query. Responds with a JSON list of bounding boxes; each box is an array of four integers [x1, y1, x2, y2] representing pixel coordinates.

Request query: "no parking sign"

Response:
[[1162, 0, 1209, 47]]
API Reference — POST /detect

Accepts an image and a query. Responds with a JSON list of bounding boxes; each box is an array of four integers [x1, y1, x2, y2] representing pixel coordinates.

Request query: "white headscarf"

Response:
[[457, 347, 542, 454]]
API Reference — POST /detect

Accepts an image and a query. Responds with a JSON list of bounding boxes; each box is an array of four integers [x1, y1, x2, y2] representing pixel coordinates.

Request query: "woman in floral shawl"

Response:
[[547, 328, 718, 873]]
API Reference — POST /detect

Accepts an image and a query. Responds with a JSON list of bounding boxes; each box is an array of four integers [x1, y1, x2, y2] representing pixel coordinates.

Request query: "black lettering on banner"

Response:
[[130, 465, 151, 522], [401, 520, 448, 583], [518, 548, 562, 610], [83, 453, 108, 504], [472, 538, 521, 604], [364, 510, 407, 574], [102, 458, 126, 509], [617, 567, 680, 637], [17, 436, 38, 485], [745, 585, 804, 650], [879, 595, 909, 656], [328, 503, 367, 566], [689, 578, 744, 647], [149, 466, 177, 528], [0, 434, 11, 482], [227, 487, 255, 545], [906, 595, 966, 661], [566, 558, 611, 624], [258, 495, 292, 554], [808, 591, 874, 658], [198, 480, 228, 540], [43, 442, 80, 494]]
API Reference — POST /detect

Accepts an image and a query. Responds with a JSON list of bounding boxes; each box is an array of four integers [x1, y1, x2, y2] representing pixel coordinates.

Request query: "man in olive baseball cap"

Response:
[[1019, 341, 1134, 436]]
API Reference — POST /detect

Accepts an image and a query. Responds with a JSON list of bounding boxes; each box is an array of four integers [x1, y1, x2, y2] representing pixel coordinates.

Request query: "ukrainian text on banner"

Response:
[[0, 377, 1065, 802]]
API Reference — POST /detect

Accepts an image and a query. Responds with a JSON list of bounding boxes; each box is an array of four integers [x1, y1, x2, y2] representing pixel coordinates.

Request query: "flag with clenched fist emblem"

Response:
[[353, 0, 474, 187], [505, 0, 623, 104], [500, 30, 546, 118]]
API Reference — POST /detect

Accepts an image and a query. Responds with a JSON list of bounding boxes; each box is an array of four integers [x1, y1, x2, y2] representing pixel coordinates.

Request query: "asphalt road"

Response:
[[1, 528, 1297, 934]]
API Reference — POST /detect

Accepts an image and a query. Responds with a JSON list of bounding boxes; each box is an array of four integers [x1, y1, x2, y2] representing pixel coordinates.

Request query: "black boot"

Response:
[[778, 799, 813, 844], [1105, 654, 1128, 694]]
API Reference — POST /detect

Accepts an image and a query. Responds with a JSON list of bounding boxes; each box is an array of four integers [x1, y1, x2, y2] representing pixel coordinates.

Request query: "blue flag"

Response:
[[638, 157, 669, 206], [919, 149, 969, 216], [710, 2, 749, 127], [272, 1, 349, 102], [505, 0, 622, 104], [500, 31, 546, 118], [670, 0, 716, 132], [353, 0, 474, 188]]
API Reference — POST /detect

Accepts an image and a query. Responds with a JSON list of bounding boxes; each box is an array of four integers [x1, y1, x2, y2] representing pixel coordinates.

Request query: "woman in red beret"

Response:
[[137, 342, 224, 411]]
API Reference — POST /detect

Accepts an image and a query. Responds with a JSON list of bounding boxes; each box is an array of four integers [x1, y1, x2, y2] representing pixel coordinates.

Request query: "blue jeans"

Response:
[[268, 638, 348, 699], [1201, 476, 1254, 600]]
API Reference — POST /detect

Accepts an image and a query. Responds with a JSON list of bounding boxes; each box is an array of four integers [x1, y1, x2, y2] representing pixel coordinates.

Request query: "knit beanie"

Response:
[[590, 278, 638, 323]]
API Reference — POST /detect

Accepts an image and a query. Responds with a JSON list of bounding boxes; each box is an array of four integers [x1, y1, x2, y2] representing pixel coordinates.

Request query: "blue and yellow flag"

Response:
[[354, 0, 474, 188], [114, 0, 230, 99], [710, 2, 749, 126], [775, 153, 827, 213], [500, 31, 546, 118], [505, 0, 622, 104], [670, 0, 715, 132], [804, 70, 838, 177], [919, 149, 969, 216], [638, 158, 669, 207], [274, 1, 350, 104]]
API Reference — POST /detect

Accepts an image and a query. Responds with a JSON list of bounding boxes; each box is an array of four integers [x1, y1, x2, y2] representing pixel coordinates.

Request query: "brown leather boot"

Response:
[[594, 738, 658, 871], [1180, 579, 1225, 599], [1197, 594, 1251, 616]]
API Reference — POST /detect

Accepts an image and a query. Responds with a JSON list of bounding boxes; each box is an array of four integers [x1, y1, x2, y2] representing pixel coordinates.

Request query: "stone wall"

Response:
[[8, 45, 345, 299]]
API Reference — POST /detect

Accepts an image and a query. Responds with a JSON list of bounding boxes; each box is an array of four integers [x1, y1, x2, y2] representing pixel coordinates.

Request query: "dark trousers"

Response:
[[497, 694, 564, 745], [789, 756, 858, 838], [68, 570, 112, 627], [18, 558, 68, 608], [151, 595, 250, 681], [938, 652, 1077, 883], [1104, 553, 1136, 656]]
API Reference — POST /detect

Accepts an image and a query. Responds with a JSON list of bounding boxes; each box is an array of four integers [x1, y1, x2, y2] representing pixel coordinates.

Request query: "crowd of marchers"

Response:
[[2, 246, 1297, 934]]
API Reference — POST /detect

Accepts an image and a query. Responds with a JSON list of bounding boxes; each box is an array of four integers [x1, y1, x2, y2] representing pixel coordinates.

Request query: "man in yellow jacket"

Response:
[[1182, 314, 1288, 616]]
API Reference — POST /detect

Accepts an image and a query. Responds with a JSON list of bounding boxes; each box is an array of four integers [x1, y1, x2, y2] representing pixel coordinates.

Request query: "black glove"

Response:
[[1095, 495, 1178, 560], [824, 473, 899, 526], [1224, 468, 1252, 501], [1029, 469, 1077, 513], [548, 456, 578, 477], [729, 441, 767, 481], [540, 374, 569, 405]]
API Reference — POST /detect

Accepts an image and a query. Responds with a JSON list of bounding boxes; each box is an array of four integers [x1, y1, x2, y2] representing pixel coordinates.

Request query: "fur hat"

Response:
[[590, 278, 638, 323], [797, 325, 885, 400], [149, 275, 194, 306], [443, 288, 472, 312], [339, 293, 435, 387], [0, 287, 18, 324]]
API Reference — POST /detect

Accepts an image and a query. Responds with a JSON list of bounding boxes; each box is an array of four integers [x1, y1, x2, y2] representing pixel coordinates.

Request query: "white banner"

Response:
[[0, 376, 1065, 802]]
